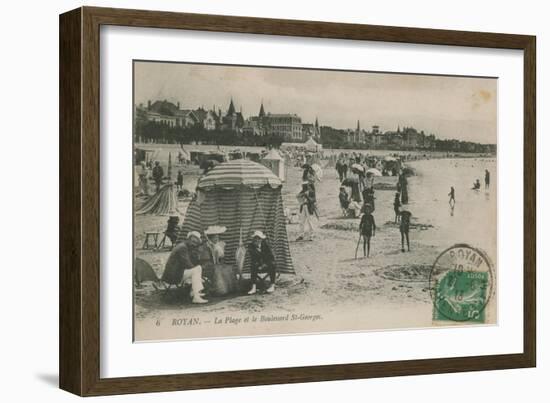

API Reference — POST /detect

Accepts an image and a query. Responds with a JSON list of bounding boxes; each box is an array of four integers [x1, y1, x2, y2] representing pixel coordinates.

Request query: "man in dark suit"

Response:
[[247, 231, 276, 295], [152, 160, 164, 193], [161, 231, 208, 303]]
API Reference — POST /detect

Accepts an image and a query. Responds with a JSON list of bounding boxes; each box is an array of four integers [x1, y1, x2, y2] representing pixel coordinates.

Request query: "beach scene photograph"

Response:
[[132, 61, 497, 341]]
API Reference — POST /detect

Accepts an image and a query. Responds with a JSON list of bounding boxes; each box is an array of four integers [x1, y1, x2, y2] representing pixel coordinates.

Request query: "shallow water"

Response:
[[406, 158, 497, 261]]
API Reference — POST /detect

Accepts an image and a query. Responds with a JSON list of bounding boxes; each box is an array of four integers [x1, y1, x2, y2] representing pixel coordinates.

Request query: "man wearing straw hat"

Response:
[[161, 231, 208, 304], [247, 231, 276, 295]]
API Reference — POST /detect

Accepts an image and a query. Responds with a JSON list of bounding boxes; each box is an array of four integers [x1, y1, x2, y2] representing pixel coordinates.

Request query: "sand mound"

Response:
[[321, 221, 360, 231], [383, 221, 434, 230], [373, 182, 397, 191], [374, 264, 433, 283]]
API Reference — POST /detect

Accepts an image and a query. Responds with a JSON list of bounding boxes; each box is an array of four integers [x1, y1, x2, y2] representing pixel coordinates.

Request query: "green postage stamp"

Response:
[[430, 244, 494, 323]]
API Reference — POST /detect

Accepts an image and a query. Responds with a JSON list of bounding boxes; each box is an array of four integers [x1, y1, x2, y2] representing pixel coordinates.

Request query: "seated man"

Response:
[[247, 231, 276, 295], [161, 231, 208, 304]]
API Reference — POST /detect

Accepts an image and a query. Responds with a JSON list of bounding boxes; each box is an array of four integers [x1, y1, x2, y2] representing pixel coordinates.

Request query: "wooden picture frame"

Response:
[[59, 6, 536, 396]]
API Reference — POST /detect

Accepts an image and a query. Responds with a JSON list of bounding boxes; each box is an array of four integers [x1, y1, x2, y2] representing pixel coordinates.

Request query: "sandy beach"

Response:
[[134, 155, 497, 341]]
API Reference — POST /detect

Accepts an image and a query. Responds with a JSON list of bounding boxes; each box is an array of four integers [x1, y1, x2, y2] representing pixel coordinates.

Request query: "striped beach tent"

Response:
[[136, 183, 180, 215], [178, 160, 295, 275]]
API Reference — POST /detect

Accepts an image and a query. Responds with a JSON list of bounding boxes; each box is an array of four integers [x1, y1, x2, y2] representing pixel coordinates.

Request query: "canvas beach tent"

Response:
[[178, 159, 295, 275], [261, 149, 285, 182], [305, 137, 322, 152], [136, 183, 180, 215]]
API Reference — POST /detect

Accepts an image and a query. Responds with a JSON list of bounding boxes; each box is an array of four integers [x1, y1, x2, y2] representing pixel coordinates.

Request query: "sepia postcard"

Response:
[[132, 60, 497, 342]]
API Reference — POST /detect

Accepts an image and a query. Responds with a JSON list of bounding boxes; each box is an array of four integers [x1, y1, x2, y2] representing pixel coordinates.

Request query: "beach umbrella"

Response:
[[197, 159, 282, 189], [136, 183, 180, 216], [366, 168, 382, 177], [402, 167, 415, 176], [351, 163, 364, 172], [384, 156, 397, 162]]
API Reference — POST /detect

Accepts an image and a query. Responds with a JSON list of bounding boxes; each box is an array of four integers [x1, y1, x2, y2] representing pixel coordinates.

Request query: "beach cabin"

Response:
[[134, 147, 156, 165], [305, 137, 322, 153], [261, 149, 285, 181]]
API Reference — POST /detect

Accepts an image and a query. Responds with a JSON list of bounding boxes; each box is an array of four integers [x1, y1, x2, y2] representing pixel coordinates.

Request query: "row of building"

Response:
[[135, 98, 494, 152], [135, 98, 321, 143], [345, 121, 437, 149]]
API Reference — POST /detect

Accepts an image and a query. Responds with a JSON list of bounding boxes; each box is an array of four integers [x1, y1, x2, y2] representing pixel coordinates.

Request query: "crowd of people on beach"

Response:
[[335, 155, 412, 257], [136, 145, 494, 306], [291, 152, 413, 258]]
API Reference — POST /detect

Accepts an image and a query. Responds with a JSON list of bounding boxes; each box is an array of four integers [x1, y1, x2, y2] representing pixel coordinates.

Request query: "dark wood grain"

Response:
[[59, 6, 537, 396], [523, 37, 536, 367], [59, 7, 83, 395]]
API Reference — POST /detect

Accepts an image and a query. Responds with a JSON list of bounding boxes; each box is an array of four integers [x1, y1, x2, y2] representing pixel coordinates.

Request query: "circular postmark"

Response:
[[429, 244, 494, 323]]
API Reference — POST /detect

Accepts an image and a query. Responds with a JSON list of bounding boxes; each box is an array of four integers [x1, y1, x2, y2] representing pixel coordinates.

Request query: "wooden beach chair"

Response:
[[157, 216, 180, 250]]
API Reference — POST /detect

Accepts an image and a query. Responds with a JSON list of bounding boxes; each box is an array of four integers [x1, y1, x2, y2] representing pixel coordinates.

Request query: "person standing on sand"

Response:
[[176, 170, 184, 191], [393, 192, 401, 223], [448, 186, 455, 207], [296, 182, 316, 241], [359, 208, 376, 257], [398, 172, 409, 204], [485, 169, 490, 189], [399, 209, 412, 252], [335, 160, 343, 182], [342, 160, 348, 179], [339, 186, 350, 216], [152, 161, 164, 193], [138, 161, 149, 196]]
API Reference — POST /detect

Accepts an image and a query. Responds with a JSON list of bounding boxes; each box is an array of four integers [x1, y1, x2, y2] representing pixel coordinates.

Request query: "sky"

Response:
[[134, 61, 497, 144]]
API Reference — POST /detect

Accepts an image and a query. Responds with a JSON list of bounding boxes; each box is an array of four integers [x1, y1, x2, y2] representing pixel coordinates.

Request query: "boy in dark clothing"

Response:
[[448, 186, 455, 207], [359, 212, 376, 257], [393, 192, 401, 223], [399, 210, 412, 252]]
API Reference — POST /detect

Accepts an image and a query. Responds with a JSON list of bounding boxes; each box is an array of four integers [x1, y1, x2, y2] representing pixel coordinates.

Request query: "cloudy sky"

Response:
[[134, 61, 497, 144]]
